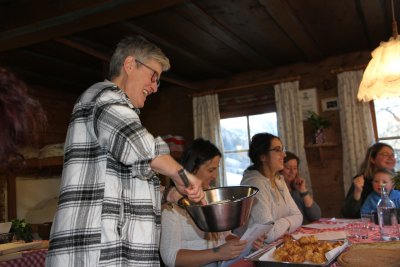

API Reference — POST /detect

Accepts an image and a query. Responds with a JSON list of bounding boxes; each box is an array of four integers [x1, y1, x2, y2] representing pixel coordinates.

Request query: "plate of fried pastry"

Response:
[[251, 234, 348, 267]]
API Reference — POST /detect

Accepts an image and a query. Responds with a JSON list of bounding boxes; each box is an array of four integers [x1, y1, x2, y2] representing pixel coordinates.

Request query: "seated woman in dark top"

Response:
[[0, 66, 46, 166], [341, 142, 397, 218], [282, 151, 321, 223]]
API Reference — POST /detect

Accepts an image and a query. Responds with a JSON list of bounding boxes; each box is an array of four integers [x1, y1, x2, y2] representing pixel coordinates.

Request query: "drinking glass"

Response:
[[358, 219, 369, 239], [361, 212, 375, 231], [346, 223, 360, 239], [346, 221, 368, 240]]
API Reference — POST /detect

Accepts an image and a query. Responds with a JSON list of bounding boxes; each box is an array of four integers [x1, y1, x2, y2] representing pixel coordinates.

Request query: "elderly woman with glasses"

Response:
[[46, 35, 205, 267], [342, 142, 398, 218], [237, 133, 302, 244]]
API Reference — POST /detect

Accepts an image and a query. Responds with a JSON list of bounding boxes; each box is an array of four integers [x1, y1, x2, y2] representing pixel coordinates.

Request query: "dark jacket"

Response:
[[341, 174, 373, 218]]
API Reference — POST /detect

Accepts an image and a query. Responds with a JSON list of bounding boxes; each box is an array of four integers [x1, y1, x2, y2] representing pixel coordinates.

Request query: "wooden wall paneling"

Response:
[[308, 158, 344, 218], [6, 174, 17, 220], [0, 176, 7, 221], [141, 85, 194, 146], [196, 51, 371, 93], [29, 85, 80, 146]]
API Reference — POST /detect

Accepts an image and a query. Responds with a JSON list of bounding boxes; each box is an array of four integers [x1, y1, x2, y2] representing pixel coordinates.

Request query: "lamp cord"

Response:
[[392, 0, 398, 38]]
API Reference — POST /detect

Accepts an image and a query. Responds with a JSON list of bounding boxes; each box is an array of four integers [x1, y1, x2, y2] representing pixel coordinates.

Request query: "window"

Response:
[[220, 112, 278, 185], [374, 97, 400, 170]]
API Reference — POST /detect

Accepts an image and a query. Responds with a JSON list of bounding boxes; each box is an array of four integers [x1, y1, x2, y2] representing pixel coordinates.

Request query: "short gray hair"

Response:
[[108, 35, 170, 80]]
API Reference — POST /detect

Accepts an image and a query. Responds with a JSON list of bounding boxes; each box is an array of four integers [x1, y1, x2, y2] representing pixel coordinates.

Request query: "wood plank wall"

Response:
[[29, 85, 80, 146], [140, 85, 194, 147]]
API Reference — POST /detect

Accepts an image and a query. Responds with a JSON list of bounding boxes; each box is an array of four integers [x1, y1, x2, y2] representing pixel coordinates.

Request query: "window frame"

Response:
[[220, 112, 278, 186]]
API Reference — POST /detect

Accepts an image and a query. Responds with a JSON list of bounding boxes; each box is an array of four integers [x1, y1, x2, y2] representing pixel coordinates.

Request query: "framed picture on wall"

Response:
[[321, 97, 339, 111]]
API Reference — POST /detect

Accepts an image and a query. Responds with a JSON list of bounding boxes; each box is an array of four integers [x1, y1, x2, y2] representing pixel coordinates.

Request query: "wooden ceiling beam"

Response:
[[122, 22, 230, 76], [10, 66, 89, 91], [258, 0, 322, 61], [56, 37, 199, 90], [55, 38, 110, 62], [0, 0, 187, 52], [356, 0, 388, 48], [180, 2, 273, 67]]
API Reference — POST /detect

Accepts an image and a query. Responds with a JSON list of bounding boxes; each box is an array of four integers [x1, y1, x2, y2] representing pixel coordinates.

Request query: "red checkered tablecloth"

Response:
[[0, 248, 47, 267], [298, 218, 384, 244]]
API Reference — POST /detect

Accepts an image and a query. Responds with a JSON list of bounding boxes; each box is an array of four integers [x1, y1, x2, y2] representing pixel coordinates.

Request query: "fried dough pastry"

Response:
[[272, 234, 343, 264]]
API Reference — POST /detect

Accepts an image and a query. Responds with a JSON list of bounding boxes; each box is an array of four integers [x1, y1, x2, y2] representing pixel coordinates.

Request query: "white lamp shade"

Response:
[[358, 36, 400, 102]]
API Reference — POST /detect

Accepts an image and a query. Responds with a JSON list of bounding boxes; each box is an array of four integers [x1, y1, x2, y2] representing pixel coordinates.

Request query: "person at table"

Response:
[[46, 35, 205, 267], [238, 133, 302, 244], [160, 138, 264, 267], [341, 142, 397, 218], [282, 151, 321, 223], [360, 168, 400, 214], [0, 66, 47, 166]]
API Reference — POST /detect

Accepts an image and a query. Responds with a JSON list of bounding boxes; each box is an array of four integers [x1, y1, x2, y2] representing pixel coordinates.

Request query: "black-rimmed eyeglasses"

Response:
[[267, 146, 286, 153], [135, 59, 160, 87]]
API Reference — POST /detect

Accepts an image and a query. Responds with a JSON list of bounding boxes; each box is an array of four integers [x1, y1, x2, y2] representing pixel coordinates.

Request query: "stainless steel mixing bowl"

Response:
[[179, 185, 259, 232]]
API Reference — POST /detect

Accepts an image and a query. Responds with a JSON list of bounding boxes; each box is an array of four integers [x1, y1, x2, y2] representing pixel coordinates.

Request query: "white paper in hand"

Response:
[[221, 222, 274, 267]]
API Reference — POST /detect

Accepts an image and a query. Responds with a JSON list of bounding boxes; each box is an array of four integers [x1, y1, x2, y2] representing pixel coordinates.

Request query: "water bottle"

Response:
[[377, 183, 400, 240]]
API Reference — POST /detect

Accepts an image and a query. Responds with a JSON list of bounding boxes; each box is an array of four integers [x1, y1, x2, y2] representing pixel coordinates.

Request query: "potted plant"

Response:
[[307, 111, 331, 144], [10, 219, 33, 243]]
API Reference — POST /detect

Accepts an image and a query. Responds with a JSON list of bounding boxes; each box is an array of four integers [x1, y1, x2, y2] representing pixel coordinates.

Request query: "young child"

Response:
[[360, 168, 400, 214]]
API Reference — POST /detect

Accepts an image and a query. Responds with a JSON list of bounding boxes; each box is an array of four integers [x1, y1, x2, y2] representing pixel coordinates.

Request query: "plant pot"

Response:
[[312, 128, 325, 144]]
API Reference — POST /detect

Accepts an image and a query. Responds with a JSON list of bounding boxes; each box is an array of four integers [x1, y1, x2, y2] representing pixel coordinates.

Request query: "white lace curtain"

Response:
[[192, 94, 225, 186], [274, 80, 312, 192], [337, 70, 374, 195]]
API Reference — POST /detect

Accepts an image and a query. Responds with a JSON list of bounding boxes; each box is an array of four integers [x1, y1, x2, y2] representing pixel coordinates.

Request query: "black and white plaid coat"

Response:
[[46, 81, 170, 266]]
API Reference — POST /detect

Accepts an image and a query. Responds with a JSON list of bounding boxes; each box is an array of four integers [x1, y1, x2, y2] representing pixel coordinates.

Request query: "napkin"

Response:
[[292, 231, 347, 241], [302, 222, 348, 229]]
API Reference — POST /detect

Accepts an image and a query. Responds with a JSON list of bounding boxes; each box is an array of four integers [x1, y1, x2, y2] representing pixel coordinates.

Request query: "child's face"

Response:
[[372, 172, 394, 194]]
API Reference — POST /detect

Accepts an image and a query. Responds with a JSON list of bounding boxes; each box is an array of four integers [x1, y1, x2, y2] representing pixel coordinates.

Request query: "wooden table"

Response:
[[0, 241, 48, 267]]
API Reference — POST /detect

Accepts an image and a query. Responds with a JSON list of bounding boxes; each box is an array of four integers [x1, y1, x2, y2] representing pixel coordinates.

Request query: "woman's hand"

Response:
[[293, 177, 307, 193], [294, 176, 315, 207], [175, 170, 206, 204], [353, 175, 364, 201], [353, 175, 365, 193], [252, 234, 266, 250], [214, 238, 247, 261]]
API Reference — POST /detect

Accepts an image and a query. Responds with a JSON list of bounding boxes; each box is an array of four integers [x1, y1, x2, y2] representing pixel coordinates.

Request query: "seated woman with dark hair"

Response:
[[342, 142, 397, 218], [238, 133, 302, 244], [160, 138, 257, 267], [282, 151, 321, 223], [0, 66, 47, 165]]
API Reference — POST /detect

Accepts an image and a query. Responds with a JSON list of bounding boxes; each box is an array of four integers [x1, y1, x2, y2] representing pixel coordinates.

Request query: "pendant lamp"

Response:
[[358, 0, 400, 101]]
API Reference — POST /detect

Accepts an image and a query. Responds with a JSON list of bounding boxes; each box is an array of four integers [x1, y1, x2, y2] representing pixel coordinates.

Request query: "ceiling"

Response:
[[0, 0, 398, 93]]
